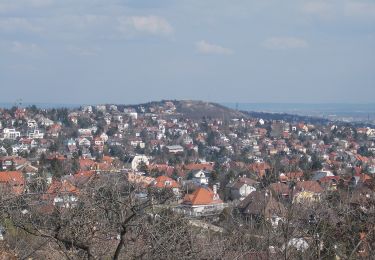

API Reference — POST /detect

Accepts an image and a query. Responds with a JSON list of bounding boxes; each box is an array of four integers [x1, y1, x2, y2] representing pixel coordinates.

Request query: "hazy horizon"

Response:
[[1, 0, 375, 104]]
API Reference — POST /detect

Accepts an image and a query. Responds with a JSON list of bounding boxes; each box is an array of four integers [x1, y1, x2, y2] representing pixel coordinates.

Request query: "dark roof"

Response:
[[238, 190, 286, 218]]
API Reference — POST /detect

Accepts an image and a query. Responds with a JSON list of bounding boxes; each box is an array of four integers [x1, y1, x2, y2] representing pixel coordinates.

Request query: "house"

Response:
[[78, 128, 93, 138], [14, 108, 26, 119], [0, 157, 18, 170], [248, 162, 270, 179], [350, 174, 372, 188], [2, 128, 20, 140], [191, 169, 210, 186], [44, 179, 79, 208], [47, 124, 61, 137], [293, 181, 324, 203], [295, 181, 323, 194], [79, 158, 96, 171], [124, 155, 149, 171], [65, 138, 77, 153], [78, 137, 91, 147], [166, 145, 184, 154], [129, 138, 145, 149], [0, 146, 7, 156], [226, 177, 257, 200], [28, 129, 44, 139], [318, 176, 341, 191], [27, 119, 38, 128], [96, 105, 106, 112], [279, 171, 304, 183], [269, 182, 290, 199], [93, 137, 104, 152], [238, 190, 286, 227], [151, 176, 180, 196], [39, 117, 54, 127], [311, 170, 334, 181], [127, 171, 155, 188], [0, 171, 25, 195], [184, 162, 214, 172], [100, 132, 109, 142], [176, 186, 226, 217], [81, 105, 93, 113]]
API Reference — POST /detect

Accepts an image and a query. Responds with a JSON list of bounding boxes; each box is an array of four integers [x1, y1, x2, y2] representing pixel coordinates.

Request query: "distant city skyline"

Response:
[[1, 0, 375, 104]]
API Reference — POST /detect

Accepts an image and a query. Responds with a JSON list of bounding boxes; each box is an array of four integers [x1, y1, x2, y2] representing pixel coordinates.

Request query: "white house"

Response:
[[227, 177, 257, 200], [27, 119, 38, 128], [125, 155, 149, 171], [96, 105, 106, 112], [166, 145, 184, 154], [3, 128, 21, 140], [78, 137, 91, 147], [78, 128, 92, 137], [176, 186, 226, 217], [39, 117, 54, 127], [28, 129, 44, 139], [191, 170, 210, 186], [100, 132, 109, 143], [82, 105, 93, 113]]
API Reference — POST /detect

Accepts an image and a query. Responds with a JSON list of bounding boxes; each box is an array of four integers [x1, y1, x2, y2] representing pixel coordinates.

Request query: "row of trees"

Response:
[[1, 173, 374, 259]]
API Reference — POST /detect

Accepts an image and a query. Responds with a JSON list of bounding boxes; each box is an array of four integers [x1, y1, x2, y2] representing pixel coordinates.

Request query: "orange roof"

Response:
[[79, 158, 95, 169], [152, 176, 180, 189], [127, 172, 155, 188], [183, 187, 222, 206], [0, 171, 24, 184], [286, 171, 304, 179], [0, 171, 25, 195], [184, 163, 214, 171], [46, 180, 78, 195], [102, 156, 113, 164], [148, 164, 175, 176], [269, 182, 290, 196], [295, 181, 323, 193]]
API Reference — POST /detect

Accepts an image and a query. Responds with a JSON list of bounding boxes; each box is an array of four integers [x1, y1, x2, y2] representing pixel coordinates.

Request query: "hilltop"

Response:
[[127, 100, 248, 120], [174, 100, 247, 120]]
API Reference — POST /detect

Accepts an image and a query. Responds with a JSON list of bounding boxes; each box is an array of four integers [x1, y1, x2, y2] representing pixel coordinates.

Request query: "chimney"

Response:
[[213, 185, 217, 195]]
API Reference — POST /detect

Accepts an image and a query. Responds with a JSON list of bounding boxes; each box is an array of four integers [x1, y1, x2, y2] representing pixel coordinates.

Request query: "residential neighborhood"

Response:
[[0, 100, 374, 259]]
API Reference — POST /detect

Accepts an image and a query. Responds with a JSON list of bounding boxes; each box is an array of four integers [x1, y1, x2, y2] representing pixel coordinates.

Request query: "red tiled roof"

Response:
[[319, 176, 341, 183], [295, 181, 323, 193], [46, 180, 79, 195], [286, 171, 304, 179], [148, 164, 175, 176], [0, 171, 25, 195], [152, 176, 180, 189], [183, 187, 222, 206], [184, 163, 214, 171], [79, 158, 95, 169], [269, 182, 290, 196]]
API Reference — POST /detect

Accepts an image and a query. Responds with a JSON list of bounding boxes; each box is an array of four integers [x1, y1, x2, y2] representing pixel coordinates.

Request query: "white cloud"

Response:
[[263, 37, 308, 50], [11, 41, 41, 53], [195, 40, 233, 55], [344, 2, 375, 18], [0, 18, 42, 33], [302, 2, 332, 17], [118, 15, 173, 35]]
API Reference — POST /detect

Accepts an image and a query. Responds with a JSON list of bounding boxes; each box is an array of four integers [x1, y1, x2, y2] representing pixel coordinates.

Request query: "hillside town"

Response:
[[0, 101, 374, 259]]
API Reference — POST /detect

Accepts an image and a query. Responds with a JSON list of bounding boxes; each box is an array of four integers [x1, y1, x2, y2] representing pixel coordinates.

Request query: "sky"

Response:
[[0, 0, 375, 105]]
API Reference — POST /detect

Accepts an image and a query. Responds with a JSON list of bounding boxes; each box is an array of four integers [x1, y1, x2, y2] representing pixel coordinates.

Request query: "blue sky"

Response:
[[0, 0, 374, 104]]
